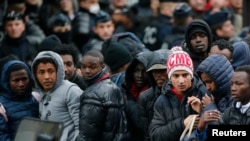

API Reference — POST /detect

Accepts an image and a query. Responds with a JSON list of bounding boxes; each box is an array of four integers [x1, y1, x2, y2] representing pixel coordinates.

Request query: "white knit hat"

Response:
[[166, 49, 194, 79]]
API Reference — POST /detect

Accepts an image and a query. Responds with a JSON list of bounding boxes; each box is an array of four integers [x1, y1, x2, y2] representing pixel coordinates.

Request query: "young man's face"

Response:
[[190, 32, 209, 54], [209, 45, 232, 62], [4, 19, 25, 39], [81, 55, 103, 79], [10, 69, 30, 96], [93, 21, 115, 40], [60, 54, 76, 80], [200, 72, 217, 93], [35, 63, 57, 92], [60, 0, 74, 12], [170, 70, 192, 94], [133, 63, 148, 88], [151, 69, 168, 88], [216, 20, 235, 39], [231, 71, 250, 105]]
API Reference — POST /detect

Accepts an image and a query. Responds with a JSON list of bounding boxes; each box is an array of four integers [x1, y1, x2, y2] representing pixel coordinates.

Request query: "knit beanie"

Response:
[[188, 26, 208, 40], [38, 35, 62, 52], [104, 42, 133, 71], [166, 49, 193, 79]]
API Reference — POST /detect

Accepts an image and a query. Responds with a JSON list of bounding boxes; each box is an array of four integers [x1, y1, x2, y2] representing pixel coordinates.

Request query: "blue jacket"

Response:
[[0, 60, 39, 141], [196, 54, 234, 113], [195, 55, 234, 141]]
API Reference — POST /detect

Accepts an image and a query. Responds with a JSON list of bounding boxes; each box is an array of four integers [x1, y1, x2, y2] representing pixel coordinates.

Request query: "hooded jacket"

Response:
[[196, 54, 234, 113], [149, 75, 208, 141], [0, 60, 39, 141], [137, 49, 170, 141], [31, 51, 83, 141], [184, 19, 213, 71], [232, 41, 250, 69], [122, 51, 152, 141], [76, 66, 130, 141]]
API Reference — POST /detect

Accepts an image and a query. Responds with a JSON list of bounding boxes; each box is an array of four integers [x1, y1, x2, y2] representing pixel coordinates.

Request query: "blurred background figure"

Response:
[[47, 13, 73, 44], [82, 10, 115, 55], [162, 2, 193, 49]]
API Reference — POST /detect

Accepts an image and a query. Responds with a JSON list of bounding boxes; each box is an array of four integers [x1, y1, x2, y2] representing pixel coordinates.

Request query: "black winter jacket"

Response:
[[77, 67, 130, 141], [149, 75, 208, 141]]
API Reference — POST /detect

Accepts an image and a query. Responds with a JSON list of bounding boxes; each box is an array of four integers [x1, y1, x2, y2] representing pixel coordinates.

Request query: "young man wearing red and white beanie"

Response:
[[149, 47, 209, 141]]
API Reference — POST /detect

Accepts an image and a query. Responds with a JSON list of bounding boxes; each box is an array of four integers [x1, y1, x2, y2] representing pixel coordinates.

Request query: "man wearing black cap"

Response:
[[81, 10, 115, 55], [0, 11, 39, 67], [184, 19, 213, 71], [162, 2, 193, 49], [205, 11, 241, 43]]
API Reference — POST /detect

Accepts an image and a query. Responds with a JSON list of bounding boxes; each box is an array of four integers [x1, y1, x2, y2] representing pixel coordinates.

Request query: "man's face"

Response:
[[133, 63, 148, 88], [5, 20, 25, 39], [209, 45, 232, 61], [170, 70, 192, 94], [231, 71, 250, 105], [200, 72, 217, 93], [81, 55, 103, 79], [188, 0, 206, 11], [112, 0, 127, 8], [216, 20, 235, 39], [60, 0, 73, 12], [35, 63, 57, 92], [151, 69, 168, 88], [93, 21, 115, 40], [190, 32, 209, 53], [10, 69, 30, 96], [60, 55, 76, 80]]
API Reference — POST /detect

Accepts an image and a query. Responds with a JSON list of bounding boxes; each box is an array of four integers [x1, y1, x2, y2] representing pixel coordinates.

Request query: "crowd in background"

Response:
[[0, 0, 250, 141]]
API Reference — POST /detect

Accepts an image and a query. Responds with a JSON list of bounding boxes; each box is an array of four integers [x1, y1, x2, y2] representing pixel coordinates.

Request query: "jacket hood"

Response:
[[31, 51, 65, 92], [232, 41, 250, 69], [0, 60, 34, 99], [196, 54, 234, 100], [125, 51, 152, 89], [185, 19, 213, 54], [147, 49, 170, 88]]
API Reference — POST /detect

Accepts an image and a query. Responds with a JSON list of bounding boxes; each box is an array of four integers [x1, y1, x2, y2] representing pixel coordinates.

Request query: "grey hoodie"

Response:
[[31, 51, 83, 141]]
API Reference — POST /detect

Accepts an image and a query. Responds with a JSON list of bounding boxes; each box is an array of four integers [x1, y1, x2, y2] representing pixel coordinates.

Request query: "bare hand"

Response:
[[202, 94, 215, 108], [198, 110, 220, 132], [187, 96, 202, 113]]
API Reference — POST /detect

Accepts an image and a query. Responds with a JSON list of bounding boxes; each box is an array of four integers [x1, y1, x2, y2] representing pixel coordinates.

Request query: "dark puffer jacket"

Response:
[[183, 19, 213, 71], [122, 51, 152, 141], [137, 49, 170, 141], [0, 60, 39, 141], [196, 54, 234, 113], [149, 75, 208, 141], [77, 67, 130, 141]]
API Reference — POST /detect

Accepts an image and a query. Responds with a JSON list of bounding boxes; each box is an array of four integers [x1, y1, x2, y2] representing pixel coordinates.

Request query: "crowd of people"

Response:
[[0, 0, 250, 141]]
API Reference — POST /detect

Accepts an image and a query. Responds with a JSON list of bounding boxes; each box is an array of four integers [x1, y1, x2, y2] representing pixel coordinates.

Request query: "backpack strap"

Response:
[[0, 103, 8, 122]]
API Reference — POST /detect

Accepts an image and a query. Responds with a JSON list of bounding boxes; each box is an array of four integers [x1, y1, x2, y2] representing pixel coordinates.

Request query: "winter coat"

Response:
[[232, 41, 250, 69], [196, 54, 234, 113], [0, 60, 39, 141], [0, 33, 38, 67], [122, 51, 152, 141], [137, 49, 170, 141], [149, 75, 208, 141], [31, 51, 83, 141], [76, 67, 130, 141]]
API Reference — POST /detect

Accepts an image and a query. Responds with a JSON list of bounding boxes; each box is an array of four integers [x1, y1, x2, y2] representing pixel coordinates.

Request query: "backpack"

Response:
[[102, 32, 149, 58], [0, 92, 40, 122]]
